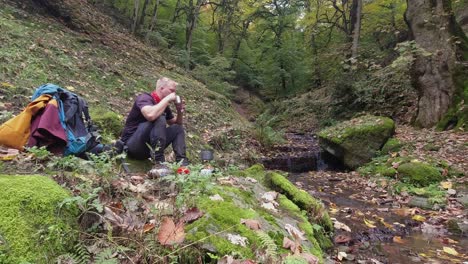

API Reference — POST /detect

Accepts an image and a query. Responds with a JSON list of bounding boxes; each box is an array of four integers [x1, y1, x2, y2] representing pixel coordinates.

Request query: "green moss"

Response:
[[185, 196, 259, 258], [266, 172, 333, 233], [240, 164, 266, 181], [381, 138, 403, 153], [397, 162, 442, 186], [0, 175, 78, 264], [89, 107, 124, 140], [277, 195, 327, 255], [318, 115, 395, 145]]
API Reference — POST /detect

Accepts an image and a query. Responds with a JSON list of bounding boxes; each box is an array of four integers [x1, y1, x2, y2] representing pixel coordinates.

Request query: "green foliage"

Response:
[[162, 163, 216, 207], [283, 255, 308, 264], [47, 155, 85, 172], [192, 55, 237, 98], [26, 146, 51, 161], [59, 186, 104, 216], [257, 231, 279, 262], [94, 248, 118, 264], [254, 112, 286, 148]]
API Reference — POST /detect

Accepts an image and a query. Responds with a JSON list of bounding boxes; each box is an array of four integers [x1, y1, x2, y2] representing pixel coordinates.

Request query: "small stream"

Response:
[[290, 172, 468, 263], [261, 133, 468, 263]]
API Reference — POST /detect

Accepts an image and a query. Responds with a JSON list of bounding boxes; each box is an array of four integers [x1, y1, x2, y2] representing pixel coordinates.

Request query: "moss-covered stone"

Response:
[[185, 169, 332, 261], [89, 107, 124, 140], [397, 162, 442, 186], [265, 172, 333, 242], [381, 138, 403, 153], [0, 175, 78, 263], [241, 164, 266, 182], [318, 115, 395, 169]]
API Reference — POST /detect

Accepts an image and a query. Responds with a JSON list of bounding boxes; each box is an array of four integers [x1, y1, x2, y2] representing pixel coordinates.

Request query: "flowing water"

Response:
[[263, 134, 468, 263]]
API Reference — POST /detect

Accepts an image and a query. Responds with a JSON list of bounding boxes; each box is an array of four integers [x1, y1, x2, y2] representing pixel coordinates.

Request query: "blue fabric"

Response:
[[32, 84, 95, 156]]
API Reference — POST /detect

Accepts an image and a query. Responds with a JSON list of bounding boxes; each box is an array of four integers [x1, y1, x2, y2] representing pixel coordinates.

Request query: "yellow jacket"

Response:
[[0, 95, 52, 150]]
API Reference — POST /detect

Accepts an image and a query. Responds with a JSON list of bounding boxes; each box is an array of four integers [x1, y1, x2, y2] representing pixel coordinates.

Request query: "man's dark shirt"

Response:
[[121, 93, 174, 143]]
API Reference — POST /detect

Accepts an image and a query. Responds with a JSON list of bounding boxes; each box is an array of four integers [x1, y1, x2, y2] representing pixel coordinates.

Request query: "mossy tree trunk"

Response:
[[405, 0, 468, 128]]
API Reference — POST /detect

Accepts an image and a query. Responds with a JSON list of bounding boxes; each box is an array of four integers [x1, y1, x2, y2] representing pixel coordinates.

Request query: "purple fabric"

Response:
[[28, 102, 67, 154], [121, 93, 174, 143]]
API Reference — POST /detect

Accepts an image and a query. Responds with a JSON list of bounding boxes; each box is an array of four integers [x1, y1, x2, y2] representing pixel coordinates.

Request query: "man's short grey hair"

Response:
[[156, 77, 178, 90]]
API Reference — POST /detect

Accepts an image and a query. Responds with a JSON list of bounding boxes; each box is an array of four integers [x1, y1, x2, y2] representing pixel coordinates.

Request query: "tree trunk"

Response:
[[405, 0, 468, 127], [146, 0, 161, 39], [231, 20, 251, 68], [131, 0, 140, 33], [136, 0, 150, 32], [185, 0, 205, 70], [351, 0, 362, 59]]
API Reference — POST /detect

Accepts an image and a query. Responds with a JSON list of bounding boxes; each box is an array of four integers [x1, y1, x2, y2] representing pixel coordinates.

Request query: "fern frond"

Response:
[[256, 231, 278, 262], [94, 248, 118, 264]]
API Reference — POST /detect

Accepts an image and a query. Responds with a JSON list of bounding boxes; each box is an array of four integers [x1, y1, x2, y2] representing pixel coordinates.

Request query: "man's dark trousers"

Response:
[[126, 115, 188, 164]]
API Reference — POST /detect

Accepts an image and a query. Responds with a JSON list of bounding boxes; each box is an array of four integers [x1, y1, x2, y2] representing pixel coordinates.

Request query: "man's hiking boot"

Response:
[[147, 164, 170, 178]]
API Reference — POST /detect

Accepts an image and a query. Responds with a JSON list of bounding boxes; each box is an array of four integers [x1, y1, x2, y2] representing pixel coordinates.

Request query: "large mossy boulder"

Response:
[[397, 161, 442, 186], [318, 115, 395, 169], [0, 175, 78, 263], [185, 165, 332, 262]]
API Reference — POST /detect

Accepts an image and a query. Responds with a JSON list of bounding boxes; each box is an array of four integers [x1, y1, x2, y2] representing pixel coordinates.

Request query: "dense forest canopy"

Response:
[[103, 0, 467, 128]]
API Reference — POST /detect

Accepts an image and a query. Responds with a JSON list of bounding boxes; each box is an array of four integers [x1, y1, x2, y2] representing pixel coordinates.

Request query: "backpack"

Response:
[[31, 84, 102, 156]]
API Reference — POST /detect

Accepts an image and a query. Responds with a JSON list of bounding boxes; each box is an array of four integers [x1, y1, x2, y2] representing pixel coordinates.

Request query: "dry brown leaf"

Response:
[[282, 237, 301, 254], [393, 236, 405, 244], [334, 234, 351, 244], [300, 253, 319, 264], [285, 224, 307, 241], [182, 207, 204, 223], [157, 217, 185, 246], [240, 219, 261, 230], [143, 223, 155, 233]]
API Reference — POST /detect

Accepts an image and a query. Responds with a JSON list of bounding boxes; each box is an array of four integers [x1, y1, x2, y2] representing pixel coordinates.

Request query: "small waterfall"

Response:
[[260, 132, 345, 172]]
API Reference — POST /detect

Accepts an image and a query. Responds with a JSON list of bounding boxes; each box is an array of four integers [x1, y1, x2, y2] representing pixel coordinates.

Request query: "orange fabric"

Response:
[[0, 95, 52, 150]]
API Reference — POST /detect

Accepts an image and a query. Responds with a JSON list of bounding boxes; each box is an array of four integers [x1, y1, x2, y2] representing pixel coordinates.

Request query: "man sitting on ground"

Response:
[[119, 77, 189, 168]]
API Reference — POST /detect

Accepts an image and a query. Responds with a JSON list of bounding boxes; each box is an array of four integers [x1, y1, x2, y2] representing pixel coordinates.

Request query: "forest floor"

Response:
[[288, 126, 468, 263]]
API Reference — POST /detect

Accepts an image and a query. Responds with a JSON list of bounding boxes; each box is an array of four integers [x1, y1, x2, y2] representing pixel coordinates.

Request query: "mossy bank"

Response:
[[0, 175, 78, 264]]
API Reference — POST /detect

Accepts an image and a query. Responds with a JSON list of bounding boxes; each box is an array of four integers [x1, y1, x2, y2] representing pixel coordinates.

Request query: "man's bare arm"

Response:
[[141, 94, 175, 121]]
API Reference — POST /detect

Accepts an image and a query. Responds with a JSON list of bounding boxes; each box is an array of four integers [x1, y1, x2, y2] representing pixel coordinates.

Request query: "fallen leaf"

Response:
[[333, 220, 352, 232], [261, 202, 277, 212], [283, 237, 300, 253], [0, 148, 19, 161], [364, 218, 377, 228], [285, 224, 307, 241], [412, 215, 426, 222], [301, 253, 319, 264], [442, 246, 459, 256], [181, 207, 204, 223], [337, 251, 347, 261], [261, 191, 278, 202], [227, 233, 248, 247], [334, 234, 351, 244], [440, 237, 458, 244], [241, 219, 261, 230], [143, 223, 155, 233], [393, 236, 405, 244], [209, 194, 224, 201], [157, 217, 185, 246], [440, 181, 452, 189]]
